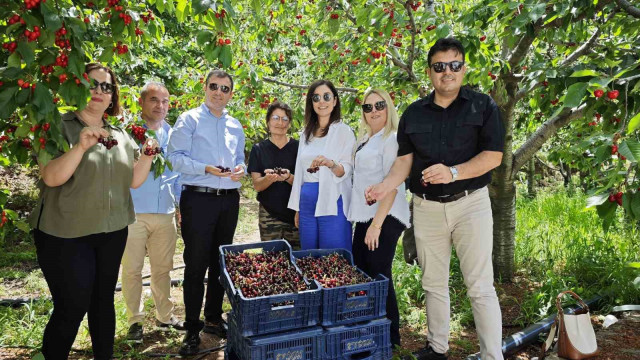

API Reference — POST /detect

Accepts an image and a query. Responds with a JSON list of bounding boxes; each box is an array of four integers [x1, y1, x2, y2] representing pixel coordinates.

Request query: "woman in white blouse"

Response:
[[349, 89, 410, 347], [288, 80, 355, 251]]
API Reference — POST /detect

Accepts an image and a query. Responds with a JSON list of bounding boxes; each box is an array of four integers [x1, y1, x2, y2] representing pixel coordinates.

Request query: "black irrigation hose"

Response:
[[141, 264, 186, 280], [114, 277, 206, 292], [142, 344, 226, 358]]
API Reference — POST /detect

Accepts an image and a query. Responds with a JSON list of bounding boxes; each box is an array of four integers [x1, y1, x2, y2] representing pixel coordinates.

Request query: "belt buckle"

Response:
[[216, 188, 222, 196]]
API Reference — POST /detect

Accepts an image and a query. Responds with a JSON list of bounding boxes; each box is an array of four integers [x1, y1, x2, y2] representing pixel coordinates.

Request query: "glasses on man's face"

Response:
[[430, 61, 465, 73], [270, 115, 290, 123], [362, 100, 387, 113], [208, 83, 231, 93], [89, 79, 114, 94], [312, 92, 334, 103]]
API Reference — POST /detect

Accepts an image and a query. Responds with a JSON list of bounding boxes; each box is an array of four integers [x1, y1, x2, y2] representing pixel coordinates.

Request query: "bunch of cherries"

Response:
[[296, 252, 371, 297], [217, 165, 232, 173], [306, 166, 320, 174], [98, 136, 118, 149]]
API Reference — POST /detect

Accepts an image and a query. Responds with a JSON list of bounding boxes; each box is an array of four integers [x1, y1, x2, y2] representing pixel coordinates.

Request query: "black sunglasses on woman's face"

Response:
[[430, 60, 465, 73], [89, 79, 114, 94], [208, 83, 231, 93], [362, 100, 386, 113], [312, 92, 334, 103]]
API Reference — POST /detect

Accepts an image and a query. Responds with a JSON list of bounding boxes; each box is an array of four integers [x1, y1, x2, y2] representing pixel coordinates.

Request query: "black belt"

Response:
[[419, 188, 478, 203], [182, 185, 237, 195]]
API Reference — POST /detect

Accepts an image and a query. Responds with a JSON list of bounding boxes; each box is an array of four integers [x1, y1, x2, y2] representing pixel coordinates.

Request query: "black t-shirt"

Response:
[[397, 87, 505, 196], [248, 138, 299, 224]]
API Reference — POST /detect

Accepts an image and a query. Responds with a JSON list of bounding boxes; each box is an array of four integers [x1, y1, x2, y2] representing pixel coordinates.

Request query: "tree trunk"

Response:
[[489, 165, 516, 282], [527, 157, 536, 198]]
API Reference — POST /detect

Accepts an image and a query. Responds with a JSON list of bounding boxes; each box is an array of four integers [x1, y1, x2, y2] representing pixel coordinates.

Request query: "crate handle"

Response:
[[270, 301, 295, 310], [347, 350, 373, 359], [346, 290, 368, 299]]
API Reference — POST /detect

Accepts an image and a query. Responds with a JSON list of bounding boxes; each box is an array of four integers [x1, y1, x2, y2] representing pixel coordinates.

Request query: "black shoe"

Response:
[[155, 316, 186, 332], [413, 345, 447, 360], [178, 331, 201, 356], [202, 319, 227, 338], [126, 323, 143, 344]]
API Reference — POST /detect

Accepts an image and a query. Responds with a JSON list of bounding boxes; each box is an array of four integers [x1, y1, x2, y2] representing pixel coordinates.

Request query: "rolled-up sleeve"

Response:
[[167, 113, 207, 175], [332, 124, 356, 183]]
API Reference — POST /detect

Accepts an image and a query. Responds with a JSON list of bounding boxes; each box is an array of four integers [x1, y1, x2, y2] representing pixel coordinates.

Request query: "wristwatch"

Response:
[[449, 166, 458, 182], [329, 160, 338, 170]]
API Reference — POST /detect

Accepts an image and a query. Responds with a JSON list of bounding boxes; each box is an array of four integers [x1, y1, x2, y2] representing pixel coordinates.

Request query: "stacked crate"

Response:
[[293, 249, 393, 360], [219, 240, 323, 360]]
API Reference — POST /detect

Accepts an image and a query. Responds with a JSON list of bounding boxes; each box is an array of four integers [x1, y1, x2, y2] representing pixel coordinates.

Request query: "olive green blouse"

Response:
[[29, 112, 140, 238]]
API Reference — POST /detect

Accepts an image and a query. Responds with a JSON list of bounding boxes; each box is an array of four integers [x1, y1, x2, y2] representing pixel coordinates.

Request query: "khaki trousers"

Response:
[[121, 213, 177, 326], [413, 187, 503, 360]]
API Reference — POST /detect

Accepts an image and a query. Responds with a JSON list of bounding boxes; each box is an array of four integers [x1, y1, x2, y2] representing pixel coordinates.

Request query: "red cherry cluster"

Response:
[[299, 29, 307, 35], [55, 26, 71, 50], [141, 10, 155, 24], [8, 14, 25, 25], [607, 90, 619, 100], [488, 71, 497, 81], [214, 9, 227, 18], [118, 11, 133, 25], [330, 13, 339, 19], [0, 135, 9, 142], [306, 166, 320, 174], [55, 53, 69, 67], [608, 192, 623, 206], [479, 35, 487, 42], [217, 38, 232, 46], [21, 138, 31, 148], [259, 94, 272, 109], [98, 136, 118, 149], [550, 99, 559, 106], [17, 79, 33, 89], [41, 65, 54, 75], [224, 251, 308, 299], [134, 27, 143, 36], [0, 211, 7, 228], [370, 50, 383, 59], [58, 73, 67, 84], [216, 165, 232, 173], [594, 89, 604, 98], [296, 253, 371, 297], [2, 42, 18, 53], [611, 144, 618, 155], [38, 137, 46, 149], [24, 26, 41, 42], [426, 24, 437, 31], [113, 41, 128, 55], [296, 14, 303, 19], [25, 0, 43, 10], [144, 146, 161, 156], [410, 1, 422, 11], [272, 167, 287, 176], [128, 124, 147, 141]]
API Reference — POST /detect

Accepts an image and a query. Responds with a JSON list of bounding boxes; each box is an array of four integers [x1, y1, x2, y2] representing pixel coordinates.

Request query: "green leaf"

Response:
[[622, 192, 634, 219], [627, 262, 640, 269], [37, 149, 53, 167], [204, 43, 221, 62], [41, 1, 62, 30], [33, 82, 55, 115], [13, 220, 31, 233], [618, 140, 639, 162], [596, 201, 617, 231], [0, 87, 19, 119], [586, 193, 608, 208], [193, 0, 217, 15], [563, 82, 588, 108], [8, 52, 21, 68], [66, 17, 86, 36], [197, 31, 213, 47], [176, 0, 188, 22], [328, 18, 339, 34], [529, 4, 546, 22], [219, 44, 232, 68], [569, 69, 601, 78], [17, 41, 35, 65], [627, 112, 640, 134], [15, 88, 30, 106], [631, 193, 640, 219], [111, 18, 126, 36]]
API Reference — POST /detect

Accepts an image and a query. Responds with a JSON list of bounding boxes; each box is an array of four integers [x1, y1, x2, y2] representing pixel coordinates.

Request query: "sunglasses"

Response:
[[362, 100, 387, 113], [208, 83, 231, 93], [270, 115, 290, 123], [312, 92, 334, 103], [430, 61, 465, 73], [89, 79, 114, 94]]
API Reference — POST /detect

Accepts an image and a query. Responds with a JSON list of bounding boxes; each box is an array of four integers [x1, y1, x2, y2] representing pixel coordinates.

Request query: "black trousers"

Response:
[[34, 227, 128, 360], [180, 189, 239, 332], [352, 215, 405, 347]]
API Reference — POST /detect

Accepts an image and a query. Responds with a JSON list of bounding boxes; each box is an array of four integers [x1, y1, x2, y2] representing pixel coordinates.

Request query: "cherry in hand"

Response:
[[306, 166, 320, 173], [98, 136, 118, 150], [217, 165, 232, 173]]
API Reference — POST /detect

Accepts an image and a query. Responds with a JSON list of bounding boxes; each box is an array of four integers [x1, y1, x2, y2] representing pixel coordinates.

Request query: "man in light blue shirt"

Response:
[[122, 82, 184, 344], [167, 69, 246, 356]]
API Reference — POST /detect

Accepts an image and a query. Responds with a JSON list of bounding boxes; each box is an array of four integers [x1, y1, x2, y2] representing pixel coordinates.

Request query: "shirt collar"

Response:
[[422, 87, 471, 108], [200, 103, 228, 119], [65, 112, 118, 130]]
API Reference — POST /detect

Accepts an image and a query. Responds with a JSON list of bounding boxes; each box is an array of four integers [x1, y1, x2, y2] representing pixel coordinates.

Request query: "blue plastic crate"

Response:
[[227, 313, 324, 360], [220, 240, 322, 336], [292, 249, 389, 326], [322, 318, 392, 360]]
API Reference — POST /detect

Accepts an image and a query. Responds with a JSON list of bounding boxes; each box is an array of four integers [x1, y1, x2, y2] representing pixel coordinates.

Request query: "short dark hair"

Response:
[[205, 69, 234, 91], [85, 63, 121, 116], [304, 80, 341, 143], [266, 101, 293, 128], [427, 37, 465, 66]]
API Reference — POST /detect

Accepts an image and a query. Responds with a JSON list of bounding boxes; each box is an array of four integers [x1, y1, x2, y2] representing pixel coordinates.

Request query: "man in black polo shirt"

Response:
[[367, 37, 505, 360]]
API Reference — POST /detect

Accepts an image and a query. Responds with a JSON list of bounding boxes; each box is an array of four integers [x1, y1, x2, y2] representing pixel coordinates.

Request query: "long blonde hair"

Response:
[[357, 89, 399, 142]]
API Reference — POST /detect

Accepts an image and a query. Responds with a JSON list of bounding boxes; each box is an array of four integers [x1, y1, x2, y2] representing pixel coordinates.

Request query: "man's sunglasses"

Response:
[[362, 100, 387, 113], [430, 61, 465, 73], [312, 92, 334, 103], [89, 79, 114, 94], [208, 83, 231, 93]]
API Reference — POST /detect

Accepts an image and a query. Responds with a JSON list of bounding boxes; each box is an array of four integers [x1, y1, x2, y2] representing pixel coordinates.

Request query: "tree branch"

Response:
[[512, 104, 587, 175], [262, 76, 358, 93], [507, 34, 535, 70], [615, 0, 640, 18], [540, 0, 614, 28]]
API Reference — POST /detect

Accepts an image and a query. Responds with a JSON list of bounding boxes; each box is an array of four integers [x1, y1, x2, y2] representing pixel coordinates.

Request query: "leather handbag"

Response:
[[541, 290, 599, 359]]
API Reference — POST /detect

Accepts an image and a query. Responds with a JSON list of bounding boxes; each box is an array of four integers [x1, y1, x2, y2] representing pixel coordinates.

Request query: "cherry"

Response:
[[611, 144, 618, 154], [594, 89, 604, 98], [607, 90, 619, 100], [306, 166, 320, 173], [216, 165, 231, 173], [98, 136, 118, 149], [479, 35, 486, 41], [144, 146, 161, 156], [420, 178, 428, 187]]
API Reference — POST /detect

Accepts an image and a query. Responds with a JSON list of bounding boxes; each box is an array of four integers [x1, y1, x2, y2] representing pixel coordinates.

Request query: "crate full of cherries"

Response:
[[219, 240, 321, 337], [292, 249, 389, 326]]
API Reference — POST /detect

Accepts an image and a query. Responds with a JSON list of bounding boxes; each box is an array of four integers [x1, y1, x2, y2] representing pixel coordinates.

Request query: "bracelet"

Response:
[[284, 173, 291, 181], [371, 222, 382, 230], [329, 160, 338, 170]]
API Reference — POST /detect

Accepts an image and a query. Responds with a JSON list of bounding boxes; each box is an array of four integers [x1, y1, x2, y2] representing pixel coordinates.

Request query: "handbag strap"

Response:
[[541, 290, 588, 359], [540, 320, 558, 360], [555, 290, 589, 314]]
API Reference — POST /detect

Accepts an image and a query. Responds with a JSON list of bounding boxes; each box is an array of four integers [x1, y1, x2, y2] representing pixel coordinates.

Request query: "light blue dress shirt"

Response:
[[131, 120, 181, 214], [167, 104, 246, 189]]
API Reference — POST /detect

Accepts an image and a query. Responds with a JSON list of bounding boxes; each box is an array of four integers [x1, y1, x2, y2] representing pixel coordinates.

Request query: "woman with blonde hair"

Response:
[[348, 88, 410, 348]]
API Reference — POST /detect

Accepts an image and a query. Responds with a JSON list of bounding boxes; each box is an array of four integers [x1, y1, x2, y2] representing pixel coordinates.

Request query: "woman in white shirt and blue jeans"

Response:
[[288, 80, 355, 251], [349, 89, 410, 347]]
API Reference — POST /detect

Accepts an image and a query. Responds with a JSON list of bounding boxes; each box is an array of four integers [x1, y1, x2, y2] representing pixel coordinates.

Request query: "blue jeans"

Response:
[[299, 182, 352, 251]]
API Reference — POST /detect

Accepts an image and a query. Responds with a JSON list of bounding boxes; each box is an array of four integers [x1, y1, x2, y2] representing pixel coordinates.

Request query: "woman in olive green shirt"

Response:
[[30, 63, 158, 360]]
